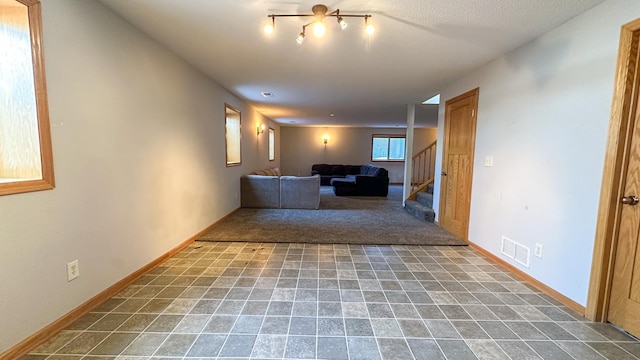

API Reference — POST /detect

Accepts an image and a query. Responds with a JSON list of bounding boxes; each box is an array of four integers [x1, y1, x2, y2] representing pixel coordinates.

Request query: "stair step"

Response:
[[416, 191, 433, 208], [405, 200, 435, 223], [426, 183, 434, 194]]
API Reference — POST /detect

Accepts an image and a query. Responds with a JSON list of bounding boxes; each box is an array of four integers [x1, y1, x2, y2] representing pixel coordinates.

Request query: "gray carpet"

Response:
[[197, 185, 465, 245]]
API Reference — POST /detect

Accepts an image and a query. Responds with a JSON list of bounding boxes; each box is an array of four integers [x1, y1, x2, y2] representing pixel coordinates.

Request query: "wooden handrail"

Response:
[[408, 141, 437, 200]]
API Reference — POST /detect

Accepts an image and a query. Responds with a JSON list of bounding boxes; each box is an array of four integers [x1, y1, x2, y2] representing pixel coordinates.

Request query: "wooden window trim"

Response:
[[268, 127, 275, 161], [224, 104, 242, 167], [0, 0, 55, 196]]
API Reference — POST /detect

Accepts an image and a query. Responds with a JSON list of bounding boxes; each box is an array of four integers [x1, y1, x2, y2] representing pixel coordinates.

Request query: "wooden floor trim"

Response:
[[0, 212, 236, 360], [469, 242, 586, 316]]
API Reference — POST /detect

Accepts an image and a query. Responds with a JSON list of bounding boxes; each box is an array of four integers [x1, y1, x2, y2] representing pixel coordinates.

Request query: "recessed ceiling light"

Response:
[[329, 113, 335, 117], [422, 94, 440, 105], [261, 91, 275, 98]]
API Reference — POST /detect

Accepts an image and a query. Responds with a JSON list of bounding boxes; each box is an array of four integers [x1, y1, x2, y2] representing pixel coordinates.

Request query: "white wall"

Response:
[[433, 0, 640, 306], [0, 0, 278, 352], [280, 127, 436, 183]]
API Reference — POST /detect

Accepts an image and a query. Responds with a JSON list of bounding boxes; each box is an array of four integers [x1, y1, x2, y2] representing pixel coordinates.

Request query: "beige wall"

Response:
[[280, 127, 436, 183], [0, 0, 277, 352], [412, 128, 438, 156]]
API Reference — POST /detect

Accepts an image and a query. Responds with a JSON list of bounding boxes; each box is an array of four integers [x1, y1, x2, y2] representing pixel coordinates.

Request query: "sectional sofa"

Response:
[[311, 164, 363, 185], [240, 167, 320, 209], [329, 164, 390, 196]]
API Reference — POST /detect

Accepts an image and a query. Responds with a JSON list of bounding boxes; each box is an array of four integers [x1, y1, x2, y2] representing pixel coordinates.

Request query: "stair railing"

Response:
[[409, 140, 437, 200]]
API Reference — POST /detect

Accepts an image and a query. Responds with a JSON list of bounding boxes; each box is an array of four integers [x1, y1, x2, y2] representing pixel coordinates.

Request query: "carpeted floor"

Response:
[[197, 185, 465, 246]]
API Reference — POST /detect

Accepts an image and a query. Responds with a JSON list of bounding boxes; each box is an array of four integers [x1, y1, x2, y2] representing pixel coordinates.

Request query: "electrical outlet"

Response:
[[534, 243, 543, 258], [67, 260, 80, 281], [484, 156, 494, 167]]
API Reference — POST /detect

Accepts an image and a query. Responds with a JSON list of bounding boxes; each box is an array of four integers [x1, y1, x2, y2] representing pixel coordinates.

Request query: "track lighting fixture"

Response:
[[263, 4, 374, 44]]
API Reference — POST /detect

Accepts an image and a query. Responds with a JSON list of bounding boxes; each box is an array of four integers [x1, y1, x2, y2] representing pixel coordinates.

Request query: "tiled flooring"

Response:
[[23, 241, 640, 360]]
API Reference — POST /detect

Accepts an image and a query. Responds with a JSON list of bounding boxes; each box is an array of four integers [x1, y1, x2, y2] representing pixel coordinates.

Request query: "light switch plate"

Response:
[[484, 156, 494, 167]]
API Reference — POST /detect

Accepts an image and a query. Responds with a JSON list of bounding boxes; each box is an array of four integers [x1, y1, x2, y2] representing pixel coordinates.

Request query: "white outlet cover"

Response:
[[484, 156, 494, 167], [67, 260, 80, 281], [534, 243, 543, 258]]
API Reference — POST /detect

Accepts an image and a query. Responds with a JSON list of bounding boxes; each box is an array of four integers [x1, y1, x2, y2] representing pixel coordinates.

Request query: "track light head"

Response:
[[365, 16, 375, 35], [313, 21, 326, 37], [263, 16, 274, 34], [337, 16, 347, 29]]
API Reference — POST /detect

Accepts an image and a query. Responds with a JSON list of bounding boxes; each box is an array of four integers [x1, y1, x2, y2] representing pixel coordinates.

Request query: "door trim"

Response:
[[587, 18, 640, 321], [438, 87, 479, 242]]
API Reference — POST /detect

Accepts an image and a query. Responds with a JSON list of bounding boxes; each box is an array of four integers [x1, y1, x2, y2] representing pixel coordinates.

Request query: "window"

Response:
[[268, 128, 275, 161], [224, 104, 241, 166], [0, 0, 55, 196], [371, 135, 406, 161]]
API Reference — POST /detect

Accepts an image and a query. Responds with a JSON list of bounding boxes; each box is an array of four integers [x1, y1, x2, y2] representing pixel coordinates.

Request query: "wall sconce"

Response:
[[322, 134, 329, 145], [257, 124, 265, 135]]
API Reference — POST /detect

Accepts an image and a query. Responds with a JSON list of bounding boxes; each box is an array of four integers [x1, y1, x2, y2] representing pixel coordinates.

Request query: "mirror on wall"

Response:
[[0, 0, 54, 195], [225, 104, 242, 167]]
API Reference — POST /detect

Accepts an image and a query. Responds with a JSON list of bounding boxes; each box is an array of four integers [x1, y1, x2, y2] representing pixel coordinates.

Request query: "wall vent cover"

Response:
[[501, 236, 530, 268]]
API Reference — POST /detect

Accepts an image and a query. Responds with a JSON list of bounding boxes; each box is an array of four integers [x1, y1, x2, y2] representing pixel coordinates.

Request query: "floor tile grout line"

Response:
[[281, 243, 302, 359], [375, 245, 416, 360], [146, 242, 214, 358], [173, 243, 229, 358], [178, 243, 241, 358], [213, 241, 271, 358], [411, 247, 474, 360]]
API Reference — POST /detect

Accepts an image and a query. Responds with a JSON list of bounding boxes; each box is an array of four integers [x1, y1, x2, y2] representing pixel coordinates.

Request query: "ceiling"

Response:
[[97, 0, 605, 128]]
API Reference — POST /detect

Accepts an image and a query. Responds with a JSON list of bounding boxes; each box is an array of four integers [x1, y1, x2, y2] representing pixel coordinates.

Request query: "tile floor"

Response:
[[22, 241, 640, 360]]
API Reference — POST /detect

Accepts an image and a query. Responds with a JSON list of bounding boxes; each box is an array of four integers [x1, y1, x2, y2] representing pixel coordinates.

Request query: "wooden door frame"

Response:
[[587, 18, 640, 321], [438, 88, 479, 242]]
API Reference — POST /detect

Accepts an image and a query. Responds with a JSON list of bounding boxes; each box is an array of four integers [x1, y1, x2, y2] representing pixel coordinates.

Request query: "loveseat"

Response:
[[311, 164, 363, 186], [329, 164, 389, 196], [241, 167, 320, 209]]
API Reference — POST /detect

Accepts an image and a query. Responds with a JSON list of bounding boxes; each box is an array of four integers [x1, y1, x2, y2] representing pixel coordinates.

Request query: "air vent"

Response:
[[501, 236, 530, 268], [261, 91, 275, 98], [501, 236, 516, 259]]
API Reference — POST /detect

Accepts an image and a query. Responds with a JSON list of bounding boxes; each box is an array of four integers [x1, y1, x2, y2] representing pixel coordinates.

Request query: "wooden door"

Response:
[[439, 88, 478, 241], [607, 32, 640, 336]]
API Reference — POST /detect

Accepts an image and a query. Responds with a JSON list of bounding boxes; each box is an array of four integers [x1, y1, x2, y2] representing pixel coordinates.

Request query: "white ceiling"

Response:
[[97, 0, 605, 128]]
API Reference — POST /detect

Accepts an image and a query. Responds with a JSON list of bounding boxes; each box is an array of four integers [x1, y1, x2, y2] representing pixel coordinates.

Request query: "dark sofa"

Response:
[[329, 164, 390, 196], [311, 164, 362, 186]]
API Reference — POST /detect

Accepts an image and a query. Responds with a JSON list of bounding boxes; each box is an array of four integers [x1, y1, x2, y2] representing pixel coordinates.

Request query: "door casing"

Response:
[[587, 17, 640, 322]]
